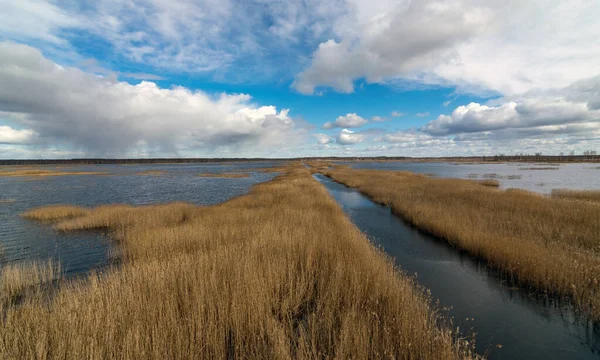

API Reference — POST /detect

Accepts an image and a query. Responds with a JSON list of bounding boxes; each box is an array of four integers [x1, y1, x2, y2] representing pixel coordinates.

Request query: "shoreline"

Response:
[[1, 154, 599, 166], [1, 164, 474, 358], [311, 162, 600, 321]]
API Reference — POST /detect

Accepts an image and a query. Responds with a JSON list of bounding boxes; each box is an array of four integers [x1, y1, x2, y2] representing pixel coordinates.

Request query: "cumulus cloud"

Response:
[[422, 75, 600, 137], [6, 0, 598, 100], [359, 75, 600, 157], [371, 116, 386, 122], [313, 133, 332, 145], [0, 126, 37, 145], [0, 42, 304, 157], [322, 113, 368, 129], [391, 111, 405, 117], [336, 129, 364, 145], [389, 74, 600, 155], [294, 0, 600, 97], [293, 0, 492, 94]]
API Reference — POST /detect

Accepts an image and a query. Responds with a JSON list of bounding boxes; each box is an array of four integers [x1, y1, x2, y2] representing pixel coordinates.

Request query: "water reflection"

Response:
[[337, 161, 600, 194], [0, 162, 280, 276], [315, 174, 600, 359]]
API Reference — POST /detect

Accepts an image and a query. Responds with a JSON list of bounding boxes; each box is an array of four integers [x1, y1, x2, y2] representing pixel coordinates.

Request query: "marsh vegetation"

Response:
[[0, 260, 61, 308], [477, 179, 500, 187], [0, 169, 105, 177], [137, 170, 168, 176], [551, 189, 600, 203], [313, 163, 600, 320], [0, 165, 473, 359]]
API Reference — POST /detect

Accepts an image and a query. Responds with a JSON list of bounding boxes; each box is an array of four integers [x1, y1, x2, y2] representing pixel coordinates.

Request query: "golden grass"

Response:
[[0, 260, 61, 307], [318, 165, 600, 320], [551, 189, 600, 203], [477, 179, 500, 187], [21, 205, 90, 222], [3, 165, 474, 359], [0, 169, 105, 177], [137, 170, 168, 176], [197, 172, 250, 178]]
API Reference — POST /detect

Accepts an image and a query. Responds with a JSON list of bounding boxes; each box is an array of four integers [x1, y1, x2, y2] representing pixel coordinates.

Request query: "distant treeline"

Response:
[[0, 155, 599, 165], [0, 158, 283, 165]]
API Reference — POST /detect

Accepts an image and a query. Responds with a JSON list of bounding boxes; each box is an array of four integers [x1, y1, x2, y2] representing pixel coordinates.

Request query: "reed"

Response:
[[551, 189, 600, 203], [318, 165, 600, 320], [0, 169, 105, 177], [477, 179, 500, 187], [0, 260, 61, 307], [21, 205, 90, 222], [2, 165, 474, 359], [137, 170, 168, 176]]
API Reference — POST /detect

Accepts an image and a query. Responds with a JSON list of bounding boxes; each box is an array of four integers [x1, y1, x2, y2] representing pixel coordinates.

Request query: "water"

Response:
[[315, 174, 600, 359], [0, 162, 279, 276], [337, 162, 600, 194]]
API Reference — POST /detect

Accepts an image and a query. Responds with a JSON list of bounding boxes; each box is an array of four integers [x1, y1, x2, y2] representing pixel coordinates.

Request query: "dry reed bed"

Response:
[[0, 260, 61, 309], [1, 165, 473, 359], [22, 205, 91, 222], [477, 179, 500, 187], [0, 169, 105, 177], [551, 189, 600, 203], [318, 165, 600, 320], [137, 170, 168, 176]]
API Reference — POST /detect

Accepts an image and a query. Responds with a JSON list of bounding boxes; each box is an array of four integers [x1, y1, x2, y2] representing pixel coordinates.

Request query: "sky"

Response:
[[0, 0, 599, 159]]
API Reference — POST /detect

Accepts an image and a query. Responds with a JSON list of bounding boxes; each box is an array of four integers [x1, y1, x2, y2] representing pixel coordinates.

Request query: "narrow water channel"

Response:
[[314, 174, 600, 359]]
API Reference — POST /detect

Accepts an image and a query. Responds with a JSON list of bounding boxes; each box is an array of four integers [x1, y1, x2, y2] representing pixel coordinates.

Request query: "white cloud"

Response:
[[433, 1, 600, 95], [336, 128, 364, 145], [6, 0, 598, 100], [0, 126, 37, 144], [0, 0, 342, 81], [390, 111, 405, 117], [313, 133, 332, 144], [294, 0, 600, 97], [381, 130, 456, 149], [0, 0, 84, 44], [394, 74, 600, 155], [323, 113, 368, 129], [421, 75, 600, 137], [415, 112, 430, 117], [293, 0, 492, 94], [371, 116, 386, 122], [0, 42, 304, 157], [363, 75, 600, 156]]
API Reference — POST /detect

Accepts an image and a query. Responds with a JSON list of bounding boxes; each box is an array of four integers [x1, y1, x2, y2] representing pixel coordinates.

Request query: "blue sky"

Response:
[[0, 0, 599, 158]]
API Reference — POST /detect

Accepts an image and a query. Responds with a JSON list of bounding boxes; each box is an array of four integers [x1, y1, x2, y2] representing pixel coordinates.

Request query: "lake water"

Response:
[[315, 173, 600, 359], [336, 161, 600, 194], [0, 162, 279, 275], [3, 161, 600, 358]]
